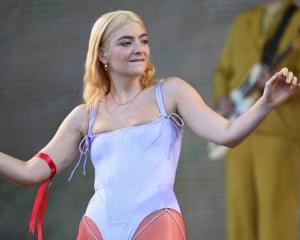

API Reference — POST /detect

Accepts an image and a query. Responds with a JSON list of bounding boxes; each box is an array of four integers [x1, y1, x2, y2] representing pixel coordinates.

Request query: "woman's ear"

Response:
[[98, 48, 107, 64]]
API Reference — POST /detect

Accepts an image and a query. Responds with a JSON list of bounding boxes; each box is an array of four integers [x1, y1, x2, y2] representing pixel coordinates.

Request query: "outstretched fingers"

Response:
[[292, 76, 299, 87], [284, 70, 300, 90], [269, 68, 299, 88]]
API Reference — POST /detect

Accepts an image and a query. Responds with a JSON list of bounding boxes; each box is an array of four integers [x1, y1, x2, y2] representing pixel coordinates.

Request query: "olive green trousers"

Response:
[[226, 133, 300, 240]]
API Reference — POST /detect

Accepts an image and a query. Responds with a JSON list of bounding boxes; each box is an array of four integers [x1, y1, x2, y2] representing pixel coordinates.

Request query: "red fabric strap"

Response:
[[28, 152, 56, 240], [36, 152, 56, 179]]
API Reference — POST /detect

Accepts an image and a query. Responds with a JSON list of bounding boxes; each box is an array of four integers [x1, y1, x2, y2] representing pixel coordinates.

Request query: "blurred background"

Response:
[[0, 0, 299, 239]]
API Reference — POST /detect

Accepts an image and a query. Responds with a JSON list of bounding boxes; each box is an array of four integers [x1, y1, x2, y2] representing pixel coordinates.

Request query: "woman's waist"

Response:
[[93, 158, 177, 193], [94, 181, 175, 197], [89, 183, 178, 223]]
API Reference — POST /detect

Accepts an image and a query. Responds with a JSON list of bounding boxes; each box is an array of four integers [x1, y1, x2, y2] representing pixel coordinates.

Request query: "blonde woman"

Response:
[[0, 10, 298, 240]]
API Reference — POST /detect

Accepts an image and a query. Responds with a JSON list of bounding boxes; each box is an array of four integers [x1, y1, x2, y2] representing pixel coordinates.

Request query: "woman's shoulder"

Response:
[[160, 76, 190, 94], [161, 76, 201, 102], [64, 104, 88, 135], [158, 76, 190, 113], [69, 104, 87, 119], [161, 75, 185, 86]]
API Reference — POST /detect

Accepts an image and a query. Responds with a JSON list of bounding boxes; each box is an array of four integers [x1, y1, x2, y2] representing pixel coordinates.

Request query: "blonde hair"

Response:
[[83, 10, 156, 109]]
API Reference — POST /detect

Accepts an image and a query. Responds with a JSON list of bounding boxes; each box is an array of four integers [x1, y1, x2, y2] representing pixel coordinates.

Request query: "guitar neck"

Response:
[[240, 43, 293, 96], [268, 44, 292, 70]]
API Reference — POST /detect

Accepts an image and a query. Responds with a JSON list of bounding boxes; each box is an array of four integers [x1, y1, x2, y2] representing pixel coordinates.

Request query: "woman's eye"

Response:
[[142, 39, 149, 44], [120, 42, 131, 46]]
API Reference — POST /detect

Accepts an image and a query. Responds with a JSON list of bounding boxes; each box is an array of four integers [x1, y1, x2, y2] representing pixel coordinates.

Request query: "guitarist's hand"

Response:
[[217, 96, 235, 117], [262, 67, 299, 109]]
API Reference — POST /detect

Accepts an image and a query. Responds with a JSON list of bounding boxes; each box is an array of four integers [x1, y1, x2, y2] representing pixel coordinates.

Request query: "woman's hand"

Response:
[[262, 67, 300, 109]]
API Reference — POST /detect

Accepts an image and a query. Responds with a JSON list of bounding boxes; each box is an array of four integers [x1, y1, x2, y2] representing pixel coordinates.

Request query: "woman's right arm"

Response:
[[0, 104, 87, 188]]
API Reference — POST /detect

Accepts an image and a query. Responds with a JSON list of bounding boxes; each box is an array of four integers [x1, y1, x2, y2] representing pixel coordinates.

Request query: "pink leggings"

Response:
[[76, 208, 186, 240]]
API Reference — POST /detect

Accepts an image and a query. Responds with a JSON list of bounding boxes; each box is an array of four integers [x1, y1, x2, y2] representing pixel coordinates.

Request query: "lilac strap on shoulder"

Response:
[[148, 80, 184, 149], [155, 79, 184, 127]]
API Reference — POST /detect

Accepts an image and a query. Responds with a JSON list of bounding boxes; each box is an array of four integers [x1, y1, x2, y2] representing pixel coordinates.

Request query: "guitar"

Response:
[[208, 29, 300, 160]]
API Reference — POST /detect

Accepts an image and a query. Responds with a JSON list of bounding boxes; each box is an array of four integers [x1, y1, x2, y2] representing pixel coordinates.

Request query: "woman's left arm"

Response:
[[167, 68, 299, 147]]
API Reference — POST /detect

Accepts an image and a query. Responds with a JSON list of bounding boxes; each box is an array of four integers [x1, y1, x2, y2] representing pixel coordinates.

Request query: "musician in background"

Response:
[[213, 0, 300, 239]]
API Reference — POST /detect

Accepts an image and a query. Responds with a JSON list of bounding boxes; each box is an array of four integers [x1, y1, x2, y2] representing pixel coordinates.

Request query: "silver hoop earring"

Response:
[[104, 64, 108, 71]]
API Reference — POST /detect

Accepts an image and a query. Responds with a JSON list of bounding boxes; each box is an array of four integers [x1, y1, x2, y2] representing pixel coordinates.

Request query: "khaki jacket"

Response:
[[213, 1, 300, 141]]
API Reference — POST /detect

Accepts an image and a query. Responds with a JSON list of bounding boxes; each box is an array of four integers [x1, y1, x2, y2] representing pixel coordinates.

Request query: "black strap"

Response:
[[261, 4, 298, 65]]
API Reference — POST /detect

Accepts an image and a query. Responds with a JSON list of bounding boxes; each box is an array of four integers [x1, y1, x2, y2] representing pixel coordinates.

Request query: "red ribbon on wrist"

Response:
[[28, 152, 56, 240]]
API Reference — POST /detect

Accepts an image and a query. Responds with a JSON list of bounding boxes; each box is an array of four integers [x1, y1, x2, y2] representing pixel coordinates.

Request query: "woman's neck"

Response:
[[108, 73, 143, 103]]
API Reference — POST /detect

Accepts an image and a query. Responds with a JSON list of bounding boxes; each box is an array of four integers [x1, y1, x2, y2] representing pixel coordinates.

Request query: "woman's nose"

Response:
[[133, 42, 144, 54]]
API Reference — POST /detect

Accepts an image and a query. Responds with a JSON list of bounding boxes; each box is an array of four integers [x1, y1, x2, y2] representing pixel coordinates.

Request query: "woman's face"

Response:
[[101, 21, 150, 77]]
